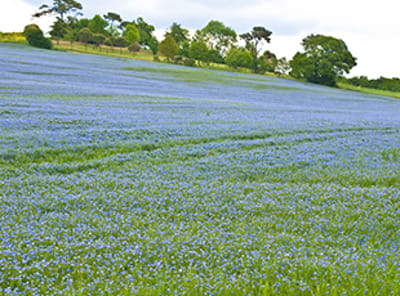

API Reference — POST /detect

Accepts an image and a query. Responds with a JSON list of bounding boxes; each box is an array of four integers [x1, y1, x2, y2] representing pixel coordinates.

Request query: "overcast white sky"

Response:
[[1, 0, 399, 78]]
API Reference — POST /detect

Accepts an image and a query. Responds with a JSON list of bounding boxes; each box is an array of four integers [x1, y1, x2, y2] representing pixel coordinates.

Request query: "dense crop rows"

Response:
[[1, 44, 399, 295]]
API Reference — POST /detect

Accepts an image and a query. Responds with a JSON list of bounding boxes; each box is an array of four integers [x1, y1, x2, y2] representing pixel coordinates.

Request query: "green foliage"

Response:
[[123, 24, 140, 44], [158, 35, 179, 61], [165, 23, 189, 45], [276, 57, 291, 75], [240, 26, 272, 72], [134, 17, 155, 46], [32, 0, 83, 21], [103, 12, 122, 26], [189, 40, 209, 65], [0, 32, 26, 43], [148, 36, 159, 55], [179, 41, 190, 58], [50, 17, 68, 42], [290, 34, 357, 87], [128, 42, 141, 54], [345, 76, 400, 92], [208, 49, 224, 64], [225, 47, 253, 69], [197, 20, 236, 54], [240, 26, 272, 58], [88, 15, 108, 35], [113, 36, 128, 48], [78, 27, 92, 46], [23, 24, 52, 49], [260, 50, 277, 72], [92, 33, 106, 47]]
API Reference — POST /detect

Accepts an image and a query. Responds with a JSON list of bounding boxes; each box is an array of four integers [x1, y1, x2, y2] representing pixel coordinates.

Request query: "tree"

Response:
[[32, 0, 83, 21], [165, 23, 189, 45], [104, 12, 122, 27], [128, 42, 141, 55], [240, 26, 272, 72], [240, 26, 272, 58], [92, 33, 106, 50], [259, 50, 278, 73], [64, 25, 76, 48], [88, 15, 108, 35], [158, 35, 179, 61], [78, 27, 92, 48], [134, 17, 155, 46], [23, 24, 52, 49], [197, 20, 236, 55], [189, 40, 209, 65], [113, 36, 128, 54], [276, 57, 290, 75], [290, 34, 357, 86], [225, 47, 253, 69], [50, 17, 68, 44], [148, 36, 159, 55], [122, 24, 140, 44]]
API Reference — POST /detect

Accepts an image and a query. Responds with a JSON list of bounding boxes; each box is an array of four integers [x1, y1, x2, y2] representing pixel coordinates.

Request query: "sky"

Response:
[[1, 0, 399, 78]]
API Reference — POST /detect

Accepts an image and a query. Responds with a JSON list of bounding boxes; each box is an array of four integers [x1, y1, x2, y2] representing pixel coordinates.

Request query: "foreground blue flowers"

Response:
[[0, 44, 399, 295]]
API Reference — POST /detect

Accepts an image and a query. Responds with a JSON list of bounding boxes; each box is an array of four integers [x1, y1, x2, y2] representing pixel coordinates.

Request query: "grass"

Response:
[[337, 82, 400, 99]]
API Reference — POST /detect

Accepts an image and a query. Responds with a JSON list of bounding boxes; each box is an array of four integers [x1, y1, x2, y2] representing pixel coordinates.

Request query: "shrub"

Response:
[[128, 42, 141, 54], [225, 47, 253, 69], [23, 24, 52, 49], [183, 58, 196, 67]]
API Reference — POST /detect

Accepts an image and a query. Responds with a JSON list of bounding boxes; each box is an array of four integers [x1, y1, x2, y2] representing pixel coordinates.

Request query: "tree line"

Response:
[[23, 0, 368, 88]]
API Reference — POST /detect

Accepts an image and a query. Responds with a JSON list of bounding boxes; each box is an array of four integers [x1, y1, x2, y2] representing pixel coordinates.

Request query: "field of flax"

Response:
[[0, 43, 399, 295]]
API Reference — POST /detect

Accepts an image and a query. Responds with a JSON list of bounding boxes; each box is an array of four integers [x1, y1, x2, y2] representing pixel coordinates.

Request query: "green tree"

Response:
[[158, 35, 179, 61], [189, 40, 209, 66], [92, 33, 106, 50], [197, 20, 236, 55], [259, 50, 278, 73], [78, 27, 92, 48], [276, 57, 290, 75], [64, 25, 76, 48], [240, 26, 272, 72], [103, 12, 121, 37], [32, 0, 83, 21], [165, 23, 189, 46], [88, 15, 108, 35], [134, 17, 155, 46], [128, 42, 141, 55], [104, 12, 122, 27], [23, 24, 52, 49], [290, 34, 357, 86], [122, 24, 140, 44], [148, 36, 159, 55], [225, 47, 253, 69], [50, 17, 68, 44], [113, 36, 128, 54]]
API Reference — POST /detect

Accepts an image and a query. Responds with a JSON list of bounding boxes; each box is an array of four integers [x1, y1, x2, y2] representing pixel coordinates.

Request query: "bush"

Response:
[[128, 42, 141, 54], [183, 58, 196, 67], [23, 24, 52, 49], [225, 47, 253, 69]]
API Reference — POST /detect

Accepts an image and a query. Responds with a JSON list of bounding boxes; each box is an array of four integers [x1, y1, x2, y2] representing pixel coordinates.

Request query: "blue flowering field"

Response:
[[0, 43, 399, 295]]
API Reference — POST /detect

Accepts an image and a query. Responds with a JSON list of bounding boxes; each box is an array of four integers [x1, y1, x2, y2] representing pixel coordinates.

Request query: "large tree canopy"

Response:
[[159, 35, 179, 61], [240, 26, 272, 72], [290, 34, 357, 86], [240, 26, 272, 59], [196, 20, 236, 54], [165, 23, 189, 46], [134, 17, 155, 46], [122, 23, 140, 44], [88, 15, 108, 35], [32, 0, 83, 21]]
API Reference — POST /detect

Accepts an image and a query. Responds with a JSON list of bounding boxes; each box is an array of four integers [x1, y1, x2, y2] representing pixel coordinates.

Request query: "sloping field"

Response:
[[0, 43, 399, 295]]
